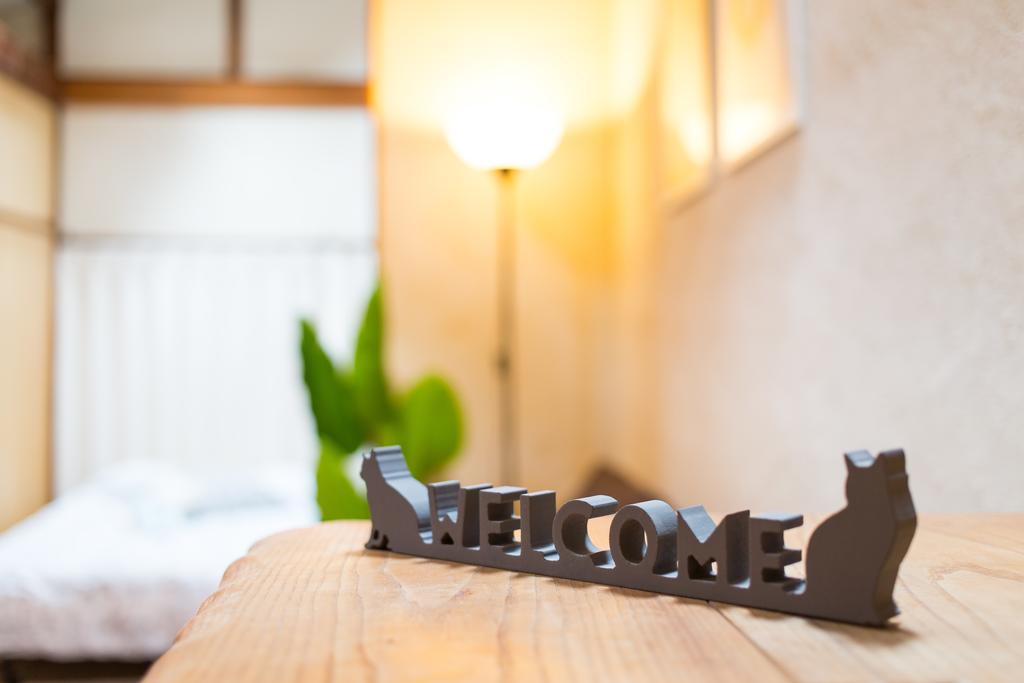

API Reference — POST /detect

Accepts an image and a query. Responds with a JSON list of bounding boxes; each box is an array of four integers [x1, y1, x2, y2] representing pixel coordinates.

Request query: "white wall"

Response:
[[60, 107, 375, 240], [617, 0, 1024, 513]]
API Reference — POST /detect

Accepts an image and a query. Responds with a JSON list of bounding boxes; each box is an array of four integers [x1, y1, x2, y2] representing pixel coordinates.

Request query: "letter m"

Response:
[[677, 506, 749, 585]]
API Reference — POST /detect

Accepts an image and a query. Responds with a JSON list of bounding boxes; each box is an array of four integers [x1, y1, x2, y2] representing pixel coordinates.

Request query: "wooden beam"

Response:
[[59, 80, 368, 106], [227, 0, 242, 80], [42, 0, 57, 67], [0, 207, 53, 238]]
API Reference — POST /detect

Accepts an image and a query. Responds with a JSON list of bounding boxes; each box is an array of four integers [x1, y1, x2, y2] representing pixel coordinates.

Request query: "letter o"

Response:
[[610, 500, 678, 576]]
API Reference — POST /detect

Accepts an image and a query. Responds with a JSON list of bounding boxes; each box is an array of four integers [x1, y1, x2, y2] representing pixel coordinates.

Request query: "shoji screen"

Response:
[[55, 105, 376, 493], [0, 74, 55, 528], [60, 0, 230, 78], [242, 0, 368, 81]]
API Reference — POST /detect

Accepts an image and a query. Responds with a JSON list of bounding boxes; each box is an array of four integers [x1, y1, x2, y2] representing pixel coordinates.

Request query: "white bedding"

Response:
[[0, 461, 319, 661]]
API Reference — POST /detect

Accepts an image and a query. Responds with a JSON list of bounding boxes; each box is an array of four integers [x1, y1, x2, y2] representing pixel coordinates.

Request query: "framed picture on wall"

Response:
[[659, 0, 804, 209]]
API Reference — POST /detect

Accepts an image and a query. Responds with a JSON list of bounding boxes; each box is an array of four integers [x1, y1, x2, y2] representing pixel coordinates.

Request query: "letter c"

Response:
[[553, 495, 618, 571]]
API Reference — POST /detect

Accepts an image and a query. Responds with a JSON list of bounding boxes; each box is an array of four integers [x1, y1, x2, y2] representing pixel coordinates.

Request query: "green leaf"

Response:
[[398, 375, 463, 479], [300, 320, 365, 452], [316, 439, 369, 520], [353, 285, 395, 428], [301, 283, 465, 506]]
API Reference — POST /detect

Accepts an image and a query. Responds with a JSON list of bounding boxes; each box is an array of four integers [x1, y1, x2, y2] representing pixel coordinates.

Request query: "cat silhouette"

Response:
[[804, 449, 917, 624], [360, 446, 432, 551]]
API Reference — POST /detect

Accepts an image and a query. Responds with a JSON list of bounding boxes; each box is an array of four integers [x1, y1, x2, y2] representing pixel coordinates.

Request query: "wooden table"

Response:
[[144, 516, 1023, 682]]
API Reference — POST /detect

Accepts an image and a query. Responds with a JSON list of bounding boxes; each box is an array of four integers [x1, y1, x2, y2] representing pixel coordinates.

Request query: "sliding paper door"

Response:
[[0, 74, 55, 528], [55, 105, 376, 492]]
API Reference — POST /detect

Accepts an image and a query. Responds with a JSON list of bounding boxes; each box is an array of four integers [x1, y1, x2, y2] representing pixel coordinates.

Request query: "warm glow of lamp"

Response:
[[715, 0, 799, 168], [718, 101, 780, 165], [444, 99, 564, 171], [441, 80, 564, 486]]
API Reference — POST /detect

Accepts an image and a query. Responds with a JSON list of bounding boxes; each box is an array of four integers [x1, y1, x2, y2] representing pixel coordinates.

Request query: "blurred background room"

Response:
[[0, 0, 1022, 680]]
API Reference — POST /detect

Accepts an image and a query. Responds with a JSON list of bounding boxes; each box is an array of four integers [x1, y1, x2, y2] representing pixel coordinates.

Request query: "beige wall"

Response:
[[616, 0, 1024, 513], [378, 124, 615, 493], [376, 1, 1022, 512], [0, 74, 55, 529]]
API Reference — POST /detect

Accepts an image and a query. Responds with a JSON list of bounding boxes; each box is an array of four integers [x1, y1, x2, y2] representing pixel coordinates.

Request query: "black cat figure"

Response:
[[360, 446, 917, 626], [362, 445, 431, 551], [805, 449, 917, 623]]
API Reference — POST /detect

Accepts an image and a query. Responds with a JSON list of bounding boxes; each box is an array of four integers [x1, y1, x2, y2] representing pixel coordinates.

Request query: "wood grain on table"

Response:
[[143, 515, 1024, 683]]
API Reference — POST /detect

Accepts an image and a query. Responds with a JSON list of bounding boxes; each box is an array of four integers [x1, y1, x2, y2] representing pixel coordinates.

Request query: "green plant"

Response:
[[300, 284, 464, 520]]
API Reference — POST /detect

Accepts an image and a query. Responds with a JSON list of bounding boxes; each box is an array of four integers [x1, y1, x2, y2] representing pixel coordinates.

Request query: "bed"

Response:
[[0, 460, 318, 664]]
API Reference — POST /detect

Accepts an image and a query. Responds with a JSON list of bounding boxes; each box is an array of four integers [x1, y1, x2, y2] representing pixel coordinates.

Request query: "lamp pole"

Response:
[[444, 106, 562, 487], [494, 167, 518, 485]]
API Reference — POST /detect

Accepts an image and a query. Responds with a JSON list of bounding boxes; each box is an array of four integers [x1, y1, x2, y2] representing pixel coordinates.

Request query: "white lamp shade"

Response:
[[444, 99, 563, 171]]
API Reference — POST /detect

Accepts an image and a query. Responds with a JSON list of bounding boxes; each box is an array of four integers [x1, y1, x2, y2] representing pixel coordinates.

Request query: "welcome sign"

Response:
[[361, 447, 916, 626]]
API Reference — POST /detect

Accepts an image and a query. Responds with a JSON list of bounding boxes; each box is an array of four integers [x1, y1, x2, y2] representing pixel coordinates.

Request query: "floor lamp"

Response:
[[445, 106, 563, 485]]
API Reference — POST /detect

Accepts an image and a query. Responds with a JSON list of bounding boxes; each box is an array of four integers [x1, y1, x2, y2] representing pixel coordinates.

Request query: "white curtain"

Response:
[[54, 243, 375, 494], [54, 104, 376, 494]]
